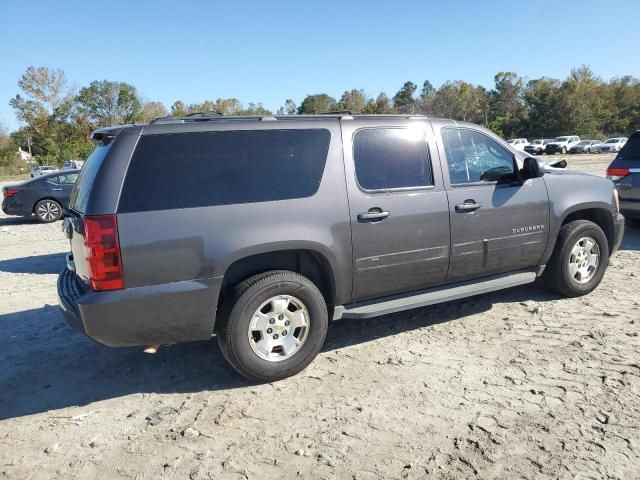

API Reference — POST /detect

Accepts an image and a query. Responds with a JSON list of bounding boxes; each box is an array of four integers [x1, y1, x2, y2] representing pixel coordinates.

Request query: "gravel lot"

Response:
[[1, 154, 638, 479]]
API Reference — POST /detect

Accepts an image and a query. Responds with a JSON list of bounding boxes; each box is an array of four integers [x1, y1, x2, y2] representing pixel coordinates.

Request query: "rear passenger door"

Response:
[[341, 120, 450, 301], [438, 126, 549, 282]]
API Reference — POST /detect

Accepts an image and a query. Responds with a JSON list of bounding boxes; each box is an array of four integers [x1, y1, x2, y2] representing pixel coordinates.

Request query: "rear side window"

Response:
[[118, 129, 331, 213], [619, 134, 640, 160], [353, 128, 432, 190], [70, 143, 112, 213]]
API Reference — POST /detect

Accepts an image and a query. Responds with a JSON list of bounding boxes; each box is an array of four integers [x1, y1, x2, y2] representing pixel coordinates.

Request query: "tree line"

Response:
[[2, 64, 639, 173]]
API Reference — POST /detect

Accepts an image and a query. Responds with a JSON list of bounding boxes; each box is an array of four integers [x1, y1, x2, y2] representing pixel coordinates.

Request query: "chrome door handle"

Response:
[[358, 209, 390, 222], [51, 188, 62, 191], [455, 200, 482, 213]]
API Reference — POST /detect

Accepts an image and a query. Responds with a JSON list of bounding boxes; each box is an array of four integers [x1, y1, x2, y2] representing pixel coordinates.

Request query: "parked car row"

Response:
[[514, 136, 628, 155], [30, 160, 84, 178]]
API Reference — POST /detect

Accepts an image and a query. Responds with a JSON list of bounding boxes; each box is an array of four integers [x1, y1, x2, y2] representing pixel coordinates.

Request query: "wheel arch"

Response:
[[218, 248, 338, 314], [542, 204, 615, 264]]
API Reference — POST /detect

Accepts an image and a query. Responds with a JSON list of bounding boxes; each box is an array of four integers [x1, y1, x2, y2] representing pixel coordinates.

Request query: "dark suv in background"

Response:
[[57, 114, 624, 381], [607, 131, 640, 225]]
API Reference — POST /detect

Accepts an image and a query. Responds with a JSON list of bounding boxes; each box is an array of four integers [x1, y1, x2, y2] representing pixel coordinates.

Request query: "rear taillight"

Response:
[[3, 188, 21, 198], [606, 168, 630, 181], [83, 214, 124, 291]]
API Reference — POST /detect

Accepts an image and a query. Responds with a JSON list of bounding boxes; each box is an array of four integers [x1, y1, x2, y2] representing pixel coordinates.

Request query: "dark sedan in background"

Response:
[[2, 170, 79, 222], [607, 132, 640, 226]]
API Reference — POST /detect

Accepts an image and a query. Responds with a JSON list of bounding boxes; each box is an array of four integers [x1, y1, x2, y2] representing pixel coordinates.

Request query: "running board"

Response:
[[333, 269, 539, 320]]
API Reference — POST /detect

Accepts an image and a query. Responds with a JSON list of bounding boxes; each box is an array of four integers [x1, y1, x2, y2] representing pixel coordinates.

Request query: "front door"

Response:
[[438, 126, 549, 283], [342, 120, 451, 301]]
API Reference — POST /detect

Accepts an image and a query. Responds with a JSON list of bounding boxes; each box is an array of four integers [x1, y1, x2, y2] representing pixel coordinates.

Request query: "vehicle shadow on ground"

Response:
[[0, 281, 560, 420], [620, 225, 640, 251], [0, 252, 66, 274], [0, 216, 40, 226]]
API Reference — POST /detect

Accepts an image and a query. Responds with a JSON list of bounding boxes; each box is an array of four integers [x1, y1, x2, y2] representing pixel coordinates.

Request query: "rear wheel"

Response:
[[543, 220, 609, 297], [216, 270, 328, 382], [34, 199, 62, 223]]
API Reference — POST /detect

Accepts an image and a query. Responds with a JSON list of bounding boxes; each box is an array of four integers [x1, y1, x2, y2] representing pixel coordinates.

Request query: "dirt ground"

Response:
[[1, 154, 638, 480]]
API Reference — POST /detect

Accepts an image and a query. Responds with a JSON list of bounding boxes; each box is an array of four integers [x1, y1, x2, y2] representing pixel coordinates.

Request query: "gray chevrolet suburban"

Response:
[[58, 114, 625, 381]]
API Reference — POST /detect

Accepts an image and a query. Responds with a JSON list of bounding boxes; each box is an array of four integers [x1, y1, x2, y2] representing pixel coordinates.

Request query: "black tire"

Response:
[[543, 220, 609, 297], [216, 270, 328, 382], [34, 199, 62, 223]]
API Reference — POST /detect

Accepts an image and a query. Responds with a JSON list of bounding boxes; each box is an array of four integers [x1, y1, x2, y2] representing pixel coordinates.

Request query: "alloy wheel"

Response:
[[568, 236, 600, 284], [247, 295, 310, 362]]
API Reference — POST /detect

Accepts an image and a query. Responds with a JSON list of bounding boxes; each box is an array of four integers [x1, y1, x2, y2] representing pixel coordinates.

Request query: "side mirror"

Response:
[[522, 157, 545, 179]]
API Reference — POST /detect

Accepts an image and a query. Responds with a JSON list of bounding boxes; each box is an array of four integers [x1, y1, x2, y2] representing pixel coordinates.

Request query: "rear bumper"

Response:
[[612, 213, 625, 255], [1, 198, 31, 216], [57, 267, 223, 347]]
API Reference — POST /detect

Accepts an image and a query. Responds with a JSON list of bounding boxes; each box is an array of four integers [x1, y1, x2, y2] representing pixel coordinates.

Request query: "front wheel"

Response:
[[34, 199, 62, 223], [216, 270, 328, 382], [543, 220, 609, 297]]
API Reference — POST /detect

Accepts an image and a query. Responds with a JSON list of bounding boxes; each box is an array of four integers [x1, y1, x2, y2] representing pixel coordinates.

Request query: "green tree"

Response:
[[76, 80, 142, 127], [523, 77, 561, 138], [277, 99, 297, 115], [393, 81, 418, 113], [489, 72, 528, 138], [137, 101, 168, 122], [243, 102, 272, 115], [171, 100, 187, 116], [297, 94, 336, 114], [336, 89, 369, 112], [430, 81, 488, 124]]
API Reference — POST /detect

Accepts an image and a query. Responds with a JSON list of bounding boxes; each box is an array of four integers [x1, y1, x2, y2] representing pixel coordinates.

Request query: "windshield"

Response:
[[531, 140, 542, 144], [69, 143, 112, 213], [507, 139, 516, 144], [605, 139, 619, 144], [577, 141, 590, 146], [553, 137, 569, 142]]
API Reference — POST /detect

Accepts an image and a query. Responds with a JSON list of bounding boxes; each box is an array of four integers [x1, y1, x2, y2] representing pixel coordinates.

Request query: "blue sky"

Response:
[[1, 0, 639, 130]]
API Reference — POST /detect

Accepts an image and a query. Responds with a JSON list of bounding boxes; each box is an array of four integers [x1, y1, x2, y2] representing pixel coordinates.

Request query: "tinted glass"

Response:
[[119, 129, 331, 213], [618, 133, 640, 160], [70, 143, 112, 213], [442, 128, 517, 184], [353, 128, 431, 190]]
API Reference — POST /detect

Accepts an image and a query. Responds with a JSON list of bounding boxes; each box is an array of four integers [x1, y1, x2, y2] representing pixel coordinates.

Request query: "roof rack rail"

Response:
[[149, 114, 278, 124], [184, 111, 223, 117], [321, 110, 355, 115]]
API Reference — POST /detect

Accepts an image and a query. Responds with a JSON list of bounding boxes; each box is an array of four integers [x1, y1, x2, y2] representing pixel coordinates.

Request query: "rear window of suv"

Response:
[[70, 143, 112, 213], [618, 133, 640, 160], [118, 129, 331, 213]]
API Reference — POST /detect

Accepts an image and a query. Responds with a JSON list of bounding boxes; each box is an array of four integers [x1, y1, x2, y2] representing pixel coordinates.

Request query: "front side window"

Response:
[[441, 128, 517, 185], [353, 127, 431, 190], [119, 129, 331, 213]]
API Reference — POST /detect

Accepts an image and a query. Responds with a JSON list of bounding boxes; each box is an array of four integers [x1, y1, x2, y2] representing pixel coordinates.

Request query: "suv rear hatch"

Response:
[[65, 140, 125, 291]]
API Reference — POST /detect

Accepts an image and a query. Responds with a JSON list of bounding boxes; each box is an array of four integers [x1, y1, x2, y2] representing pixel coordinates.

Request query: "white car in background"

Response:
[[545, 135, 581, 154], [507, 138, 529, 151], [30, 166, 58, 178], [597, 137, 628, 153]]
